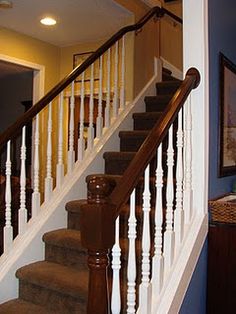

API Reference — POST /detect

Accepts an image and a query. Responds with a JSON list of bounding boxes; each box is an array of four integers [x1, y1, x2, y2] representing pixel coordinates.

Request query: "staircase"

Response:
[[0, 70, 181, 313], [0, 5, 208, 314]]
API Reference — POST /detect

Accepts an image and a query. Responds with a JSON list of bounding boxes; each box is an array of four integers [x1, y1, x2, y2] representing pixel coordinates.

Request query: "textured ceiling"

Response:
[[0, 0, 132, 47]]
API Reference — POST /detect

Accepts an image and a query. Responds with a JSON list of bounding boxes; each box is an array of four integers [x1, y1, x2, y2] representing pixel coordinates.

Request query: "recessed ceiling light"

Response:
[[0, 0, 13, 9], [40, 17, 57, 26]]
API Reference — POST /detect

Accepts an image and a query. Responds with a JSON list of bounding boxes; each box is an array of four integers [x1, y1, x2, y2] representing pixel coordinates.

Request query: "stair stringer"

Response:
[[152, 213, 208, 314], [0, 64, 160, 304]]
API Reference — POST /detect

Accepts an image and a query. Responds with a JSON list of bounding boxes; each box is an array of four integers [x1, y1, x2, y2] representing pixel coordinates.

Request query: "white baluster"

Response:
[[127, 189, 137, 314], [78, 72, 85, 161], [183, 96, 193, 224], [45, 102, 53, 201], [111, 217, 121, 314], [174, 110, 184, 249], [88, 64, 94, 150], [139, 165, 152, 314], [19, 127, 27, 234], [119, 35, 125, 112], [32, 114, 40, 217], [105, 48, 111, 129], [163, 125, 175, 270], [113, 41, 119, 120], [4, 141, 13, 252], [96, 55, 103, 138], [68, 81, 75, 173], [152, 144, 164, 296], [56, 92, 64, 188]]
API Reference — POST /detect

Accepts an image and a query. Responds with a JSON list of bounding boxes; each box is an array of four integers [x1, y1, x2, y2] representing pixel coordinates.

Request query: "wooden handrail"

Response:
[[160, 7, 182, 24], [0, 6, 181, 150], [110, 68, 200, 216]]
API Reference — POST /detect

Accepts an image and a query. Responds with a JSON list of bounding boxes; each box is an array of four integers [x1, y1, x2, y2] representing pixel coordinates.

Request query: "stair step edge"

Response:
[[0, 298, 57, 314], [43, 228, 85, 252], [16, 261, 88, 299]]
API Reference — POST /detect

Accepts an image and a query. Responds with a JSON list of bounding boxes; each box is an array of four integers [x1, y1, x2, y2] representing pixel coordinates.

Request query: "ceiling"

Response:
[[0, 0, 132, 47]]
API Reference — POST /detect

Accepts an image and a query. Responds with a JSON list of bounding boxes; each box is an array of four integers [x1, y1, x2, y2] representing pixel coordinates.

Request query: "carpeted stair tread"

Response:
[[16, 261, 88, 299], [43, 229, 87, 271], [65, 200, 86, 214], [144, 94, 173, 111], [162, 67, 172, 75], [103, 151, 136, 161], [103, 152, 136, 175], [43, 228, 84, 251], [133, 112, 163, 130], [162, 72, 182, 82], [119, 130, 149, 152], [0, 298, 57, 314], [156, 80, 181, 95], [119, 130, 150, 138]]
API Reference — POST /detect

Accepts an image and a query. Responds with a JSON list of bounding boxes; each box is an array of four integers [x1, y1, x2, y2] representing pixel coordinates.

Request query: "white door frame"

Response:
[[0, 54, 45, 104]]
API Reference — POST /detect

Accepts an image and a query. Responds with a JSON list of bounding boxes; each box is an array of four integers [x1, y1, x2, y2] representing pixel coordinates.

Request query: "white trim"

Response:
[[183, 0, 209, 215], [0, 54, 45, 103], [153, 214, 208, 313], [160, 56, 183, 80]]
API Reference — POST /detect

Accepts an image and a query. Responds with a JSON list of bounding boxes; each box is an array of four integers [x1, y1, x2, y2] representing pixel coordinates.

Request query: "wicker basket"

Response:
[[209, 193, 236, 224]]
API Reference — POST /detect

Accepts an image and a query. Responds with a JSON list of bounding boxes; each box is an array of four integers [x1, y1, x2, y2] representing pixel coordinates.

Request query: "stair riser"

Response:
[[45, 244, 88, 271], [133, 116, 161, 130], [120, 135, 148, 152], [19, 281, 86, 314], [67, 212, 81, 230], [156, 83, 181, 95], [145, 101, 168, 112], [120, 134, 172, 152], [162, 73, 180, 81], [104, 156, 159, 176]]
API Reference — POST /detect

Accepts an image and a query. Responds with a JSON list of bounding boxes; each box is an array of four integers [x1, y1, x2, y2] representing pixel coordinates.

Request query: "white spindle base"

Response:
[[44, 177, 53, 202], [32, 192, 40, 218], [87, 127, 94, 151], [78, 138, 85, 162], [138, 284, 152, 314], [184, 190, 193, 224], [96, 116, 103, 139], [164, 231, 175, 270], [67, 151, 75, 174], [105, 106, 110, 129], [174, 209, 184, 250], [18, 209, 27, 234], [152, 255, 164, 296], [56, 164, 64, 188], [3, 226, 13, 253]]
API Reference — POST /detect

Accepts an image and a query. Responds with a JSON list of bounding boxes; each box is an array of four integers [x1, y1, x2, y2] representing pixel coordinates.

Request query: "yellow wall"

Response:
[[0, 26, 60, 93], [115, 0, 160, 97], [0, 26, 61, 195], [60, 20, 135, 102], [160, 0, 183, 70]]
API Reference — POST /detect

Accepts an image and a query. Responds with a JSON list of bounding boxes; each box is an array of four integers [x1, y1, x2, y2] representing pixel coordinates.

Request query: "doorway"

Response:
[[0, 55, 45, 175]]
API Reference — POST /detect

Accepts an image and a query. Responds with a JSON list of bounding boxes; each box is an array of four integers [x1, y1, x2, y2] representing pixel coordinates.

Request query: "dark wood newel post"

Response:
[[80, 175, 116, 314]]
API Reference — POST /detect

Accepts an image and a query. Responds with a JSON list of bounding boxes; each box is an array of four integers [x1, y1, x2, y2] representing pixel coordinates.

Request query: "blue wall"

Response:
[[181, 1, 236, 313], [180, 240, 208, 314], [208, 0, 236, 199]]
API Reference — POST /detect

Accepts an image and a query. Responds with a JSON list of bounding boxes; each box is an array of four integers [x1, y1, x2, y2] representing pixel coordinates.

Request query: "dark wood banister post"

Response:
[[79, 175, 116, 314]]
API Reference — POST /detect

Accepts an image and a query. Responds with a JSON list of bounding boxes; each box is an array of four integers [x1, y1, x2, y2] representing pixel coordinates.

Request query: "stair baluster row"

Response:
[[0, 35, 127, 256]]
